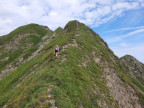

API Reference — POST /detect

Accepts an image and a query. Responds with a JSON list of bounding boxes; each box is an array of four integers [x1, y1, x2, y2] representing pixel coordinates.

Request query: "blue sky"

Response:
[[95, 8, 144, 63], [0, 0, 144, 63]]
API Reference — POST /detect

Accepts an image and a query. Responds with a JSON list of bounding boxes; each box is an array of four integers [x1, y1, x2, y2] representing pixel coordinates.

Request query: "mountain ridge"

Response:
[[0, 20, 143, 108], [0, 24, 53, 80]]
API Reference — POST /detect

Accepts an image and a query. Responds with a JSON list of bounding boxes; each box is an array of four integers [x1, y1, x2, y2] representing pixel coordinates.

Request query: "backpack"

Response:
[[55, 46, 58, 50]]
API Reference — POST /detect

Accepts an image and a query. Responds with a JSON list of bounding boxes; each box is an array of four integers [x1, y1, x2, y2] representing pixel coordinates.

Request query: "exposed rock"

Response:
[[39, 85, 57, 108], [61, 54, 66, 62], [101, 40, 108, 48], [120, 55, 144, 80], [0, 66, 17, 80], [102, 61, 142, 108], [81, 54, 90, 67], [0, 57, 9, 62], [75, 33, 80, 37], [3, 104, 7, 108], [92, 51, 101, 63], [61, 39, 78, 51]]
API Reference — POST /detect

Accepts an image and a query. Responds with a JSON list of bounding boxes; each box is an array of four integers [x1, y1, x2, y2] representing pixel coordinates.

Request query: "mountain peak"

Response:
[[63, 20, 82, 32], [55, 27, 63, 32], [122, 54, 134, 58], [67, 20, 81, 25], [9, 23, 51, 36], [121, 54, 142, 63]]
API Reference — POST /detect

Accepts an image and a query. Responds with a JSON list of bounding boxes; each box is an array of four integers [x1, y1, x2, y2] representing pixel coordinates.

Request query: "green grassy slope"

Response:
[[0, 24, 53, 74], [0, 20, 143, 108], [0, 21, 118, 107]]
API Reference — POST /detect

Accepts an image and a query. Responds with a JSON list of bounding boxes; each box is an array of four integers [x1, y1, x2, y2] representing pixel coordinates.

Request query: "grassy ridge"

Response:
[[0, 21, 143, 107], [0, 21, 119, 107], [0, 24, 52, 74]]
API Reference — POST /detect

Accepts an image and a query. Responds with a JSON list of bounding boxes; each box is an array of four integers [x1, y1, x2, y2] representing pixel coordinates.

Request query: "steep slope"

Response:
[[120, 55, 144, 84], [0, 24, 53, 80], [120, 55, 144, 80], [0, 20, 143, 108], [120, 55, 144, 94]]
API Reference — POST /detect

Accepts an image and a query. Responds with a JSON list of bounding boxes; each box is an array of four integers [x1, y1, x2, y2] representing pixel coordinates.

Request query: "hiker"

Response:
[[54, 45, 59, 57]]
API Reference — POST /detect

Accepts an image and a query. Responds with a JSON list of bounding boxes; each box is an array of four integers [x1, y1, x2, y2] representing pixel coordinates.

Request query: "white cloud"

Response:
[[112, 2, 139, 11], [106, 26, 144, 32], [49, 11, 58, 16], [106, 28, 144, 43], [0, 0, 144, 35]]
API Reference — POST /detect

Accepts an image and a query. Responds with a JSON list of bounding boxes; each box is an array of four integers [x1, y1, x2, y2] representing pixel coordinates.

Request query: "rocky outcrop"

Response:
[[120, 55, 144, 86]]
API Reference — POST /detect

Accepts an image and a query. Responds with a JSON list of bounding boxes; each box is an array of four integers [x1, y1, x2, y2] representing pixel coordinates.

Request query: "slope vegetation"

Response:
[[0, 20, 143, 108], [0, 24, 53, 80]]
